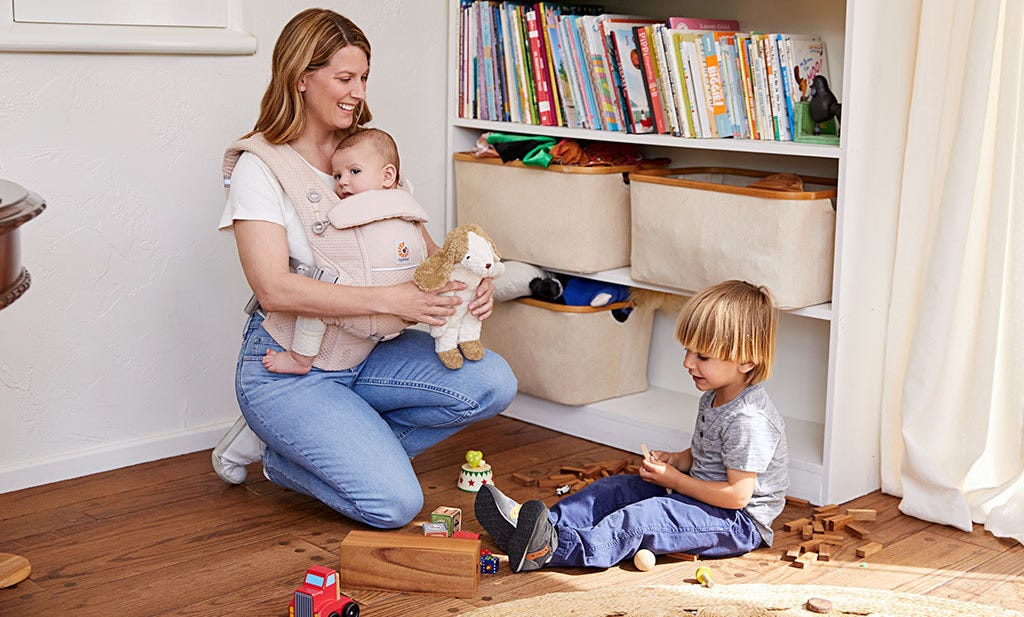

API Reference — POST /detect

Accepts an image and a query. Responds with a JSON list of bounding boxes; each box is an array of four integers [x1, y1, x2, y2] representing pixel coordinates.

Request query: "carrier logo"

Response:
[[395, 240, 411, 264]]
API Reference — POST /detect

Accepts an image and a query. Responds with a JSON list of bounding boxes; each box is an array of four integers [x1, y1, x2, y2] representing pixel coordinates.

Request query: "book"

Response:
[[734, 32, 758, 138], [604, 18, 659, 133], [582, 15, 621, 132], [699, 32, 730, 138], [525, 7, 556, 125], [672, 31, 704, 137], [660, 25, 694, 138], [541, 4, 575, 127], [668, 16, 739, 31], [678, 32, 713, 138], [635, 25, 667, 134], [566, 13, 602, 129], [650, 25, 680, 136], [786, 34, 830, 103]]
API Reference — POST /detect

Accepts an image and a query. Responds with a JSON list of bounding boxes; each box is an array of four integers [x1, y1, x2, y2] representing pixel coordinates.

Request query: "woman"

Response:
[[213, 9, 517, 528]]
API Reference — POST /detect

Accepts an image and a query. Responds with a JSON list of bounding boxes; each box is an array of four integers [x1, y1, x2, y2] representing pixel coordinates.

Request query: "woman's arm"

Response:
[[235, 219, 461, 326], [419, 222, 495, 320], [639, 461, 756, 510]]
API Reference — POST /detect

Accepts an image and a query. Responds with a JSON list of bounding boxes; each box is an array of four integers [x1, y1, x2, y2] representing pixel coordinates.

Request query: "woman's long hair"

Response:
[[247, 9, 373, 144]]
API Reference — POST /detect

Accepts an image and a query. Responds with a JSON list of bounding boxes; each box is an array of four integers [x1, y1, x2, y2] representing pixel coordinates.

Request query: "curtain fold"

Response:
[[880, 0, 1024, 543]]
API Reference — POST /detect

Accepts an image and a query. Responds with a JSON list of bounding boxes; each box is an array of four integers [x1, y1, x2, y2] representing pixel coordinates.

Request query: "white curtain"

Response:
[[880, 0, 1024, 542]]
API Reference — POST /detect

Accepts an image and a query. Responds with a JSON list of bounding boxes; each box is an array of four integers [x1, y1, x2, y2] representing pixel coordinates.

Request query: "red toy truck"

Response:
[[289, 565, 360, 617]]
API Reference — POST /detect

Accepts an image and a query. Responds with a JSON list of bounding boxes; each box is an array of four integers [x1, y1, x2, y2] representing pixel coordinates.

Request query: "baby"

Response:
[[262, 128, 424, 374]]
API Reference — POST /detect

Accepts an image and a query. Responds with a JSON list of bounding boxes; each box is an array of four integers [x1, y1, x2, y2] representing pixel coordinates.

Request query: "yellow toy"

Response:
[[695, 565, 715, 587]]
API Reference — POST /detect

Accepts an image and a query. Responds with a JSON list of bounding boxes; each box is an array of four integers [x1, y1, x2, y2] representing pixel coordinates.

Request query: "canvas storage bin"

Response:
[[481, 297, 654, 406], [629, 168, 838, 309], [454, 153, 656, 273]]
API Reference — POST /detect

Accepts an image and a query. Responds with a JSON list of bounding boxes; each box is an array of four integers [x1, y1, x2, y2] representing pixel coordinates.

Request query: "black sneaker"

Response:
[[474, 484, 520, 551], [506, 500, 557, 573]]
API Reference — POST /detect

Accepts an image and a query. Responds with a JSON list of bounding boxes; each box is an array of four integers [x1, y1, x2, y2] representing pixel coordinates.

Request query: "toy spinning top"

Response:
[[457, 450, 493, 492]]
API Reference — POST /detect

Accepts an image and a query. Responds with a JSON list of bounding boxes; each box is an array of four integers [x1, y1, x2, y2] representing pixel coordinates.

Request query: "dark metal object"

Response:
[[0, 179, 47, 310]]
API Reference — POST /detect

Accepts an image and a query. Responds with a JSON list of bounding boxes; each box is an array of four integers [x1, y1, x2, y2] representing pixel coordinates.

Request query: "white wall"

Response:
[[0, 1, 449, 493]]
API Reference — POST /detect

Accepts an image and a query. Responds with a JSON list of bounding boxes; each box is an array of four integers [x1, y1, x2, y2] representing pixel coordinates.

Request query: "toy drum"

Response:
[[458, 463, 492, 492]]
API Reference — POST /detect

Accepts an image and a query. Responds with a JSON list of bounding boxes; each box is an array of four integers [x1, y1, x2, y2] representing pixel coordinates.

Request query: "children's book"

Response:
[[604, 18, 660, 133], [785, 35, 830, 103], [582, 14, 621, 132], [659, 25, 694, 138], [524, 7, 556, 125], [672, 31, 704, 137], [668, 16, 739, 31], [699, 32, 730, 138], [734, 32, 758, 138], [651, 25, 681, 136], [635, 25, 667, 134], [566, 13, 602, 129]]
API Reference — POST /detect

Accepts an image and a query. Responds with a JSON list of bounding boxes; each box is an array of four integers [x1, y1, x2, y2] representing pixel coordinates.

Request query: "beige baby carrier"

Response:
[[223, 133, 429, 370]]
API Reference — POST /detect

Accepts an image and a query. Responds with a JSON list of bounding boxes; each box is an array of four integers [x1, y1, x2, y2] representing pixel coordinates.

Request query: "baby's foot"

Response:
[[262, 349, 313, 375]]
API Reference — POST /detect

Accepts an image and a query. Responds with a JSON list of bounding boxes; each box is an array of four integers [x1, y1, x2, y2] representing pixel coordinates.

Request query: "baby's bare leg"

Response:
[[263, 348, 314, 375]]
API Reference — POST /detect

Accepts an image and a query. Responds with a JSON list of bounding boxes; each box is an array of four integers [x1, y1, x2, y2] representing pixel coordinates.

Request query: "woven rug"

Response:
[[464, 583, 1023, 617]]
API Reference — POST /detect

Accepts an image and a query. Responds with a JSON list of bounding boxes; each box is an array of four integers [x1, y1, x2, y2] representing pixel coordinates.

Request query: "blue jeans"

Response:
[[235, 313, 517, 528], [548, 475, 763, 568]]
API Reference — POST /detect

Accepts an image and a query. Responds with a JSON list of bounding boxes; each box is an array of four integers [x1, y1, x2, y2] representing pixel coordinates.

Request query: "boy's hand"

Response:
[[639, 457, 683, 489], [648, 450, 677, 468]]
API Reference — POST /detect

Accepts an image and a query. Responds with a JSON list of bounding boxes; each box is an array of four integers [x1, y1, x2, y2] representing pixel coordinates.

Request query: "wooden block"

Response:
[[801, 525, 813, 541], [546, 473, 579, 483], [560, 465, 588, 476], [623, 464, 640, 474], [583, 464, 604, 479], [856, 541, 883, 558], [799, 539, 823, 553], [785, 496, 811, 508], [783, 517, 811, 532], [510, 472, 538, 487], [340, 530, 480, 598], [665, 552, 699, 561], [812, 504, 840, 516], [824, 514, 854, 531], [812, 521, 825, 534], [782, 547, 803, 562], [847, 508, 877, 521], [846, 523, 871, 539], [604, 459, 628, 475], [792, 552, 817, 568], [817, 544, 833, 562]]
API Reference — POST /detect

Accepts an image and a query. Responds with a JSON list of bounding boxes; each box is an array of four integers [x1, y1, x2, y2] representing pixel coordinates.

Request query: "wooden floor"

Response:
[[2, 415, 1022, 615]]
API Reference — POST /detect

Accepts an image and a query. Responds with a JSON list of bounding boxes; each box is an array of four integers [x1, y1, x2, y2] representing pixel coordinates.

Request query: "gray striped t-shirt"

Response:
[[689, 383, 789, 546]]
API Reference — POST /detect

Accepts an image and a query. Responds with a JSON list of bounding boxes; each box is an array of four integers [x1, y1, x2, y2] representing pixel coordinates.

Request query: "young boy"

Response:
[[476, 280, 789, 571], [262, 128, 426, 374]]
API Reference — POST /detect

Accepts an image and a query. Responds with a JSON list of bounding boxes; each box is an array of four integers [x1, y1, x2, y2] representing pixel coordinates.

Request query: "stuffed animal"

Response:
[[414, 224, 505, 369]]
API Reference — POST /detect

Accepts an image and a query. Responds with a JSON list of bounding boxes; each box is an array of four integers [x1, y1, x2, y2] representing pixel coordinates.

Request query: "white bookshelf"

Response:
[[445, 0, 887, 506]]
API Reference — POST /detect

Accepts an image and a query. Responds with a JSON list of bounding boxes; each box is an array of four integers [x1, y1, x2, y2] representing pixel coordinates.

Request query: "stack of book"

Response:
[[456, 1, 832, 141]]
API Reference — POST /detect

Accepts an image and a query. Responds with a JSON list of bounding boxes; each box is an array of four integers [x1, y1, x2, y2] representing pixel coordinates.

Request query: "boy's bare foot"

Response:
[[262, 348, 313, 374]]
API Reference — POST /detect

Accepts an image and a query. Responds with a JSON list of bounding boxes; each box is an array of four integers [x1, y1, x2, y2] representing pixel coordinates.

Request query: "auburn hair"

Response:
[[675, 280, 778, 384], [247, 9, 373, 144]]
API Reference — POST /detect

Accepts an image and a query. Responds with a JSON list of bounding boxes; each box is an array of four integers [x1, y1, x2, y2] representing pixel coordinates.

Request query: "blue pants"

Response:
[[548, 475, 763, 568], [235, 313, 517, 528]]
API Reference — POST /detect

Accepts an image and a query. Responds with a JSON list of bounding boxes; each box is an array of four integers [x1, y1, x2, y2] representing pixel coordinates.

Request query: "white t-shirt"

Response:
[[218, 151, 327, 266]]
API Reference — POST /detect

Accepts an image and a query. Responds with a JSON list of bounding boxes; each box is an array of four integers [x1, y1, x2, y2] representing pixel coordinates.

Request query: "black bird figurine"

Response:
[[808, 74, 841, 135]]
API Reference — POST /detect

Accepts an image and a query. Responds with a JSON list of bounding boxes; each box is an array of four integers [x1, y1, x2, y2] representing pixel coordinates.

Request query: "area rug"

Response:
[[464, 583, 1023, 616]]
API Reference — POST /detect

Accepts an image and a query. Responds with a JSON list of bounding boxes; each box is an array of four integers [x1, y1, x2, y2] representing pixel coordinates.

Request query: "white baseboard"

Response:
[[0, 420, 237, 494]]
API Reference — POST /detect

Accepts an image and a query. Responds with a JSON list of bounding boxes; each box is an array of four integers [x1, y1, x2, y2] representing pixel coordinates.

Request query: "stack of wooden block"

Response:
[[509, 458, 640, 494], [780, 499, 880, 568]]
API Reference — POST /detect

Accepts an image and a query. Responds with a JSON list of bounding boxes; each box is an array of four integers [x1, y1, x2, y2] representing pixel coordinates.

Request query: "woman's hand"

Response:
[[383, 281, 465, 326], [468, 277, 496, 320]]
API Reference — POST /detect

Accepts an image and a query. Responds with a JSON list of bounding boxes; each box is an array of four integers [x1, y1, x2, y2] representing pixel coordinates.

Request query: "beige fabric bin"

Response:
[[629, 168, 838, 309], [481, 297, 654, 406], [454, 153, 654, 273]]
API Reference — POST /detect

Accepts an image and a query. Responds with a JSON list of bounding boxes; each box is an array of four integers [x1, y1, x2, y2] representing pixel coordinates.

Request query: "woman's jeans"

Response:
[[549, 475, 763, 568], [235, 313, 517, 528]]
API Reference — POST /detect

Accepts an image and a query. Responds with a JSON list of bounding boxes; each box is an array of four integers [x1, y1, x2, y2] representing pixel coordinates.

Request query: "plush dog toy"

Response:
[[414, 224, 504, 369]]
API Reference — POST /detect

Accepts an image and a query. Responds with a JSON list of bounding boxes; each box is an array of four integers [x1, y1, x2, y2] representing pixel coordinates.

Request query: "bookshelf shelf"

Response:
[[445, 0, 887, 507], [453, 118, 842, 159]]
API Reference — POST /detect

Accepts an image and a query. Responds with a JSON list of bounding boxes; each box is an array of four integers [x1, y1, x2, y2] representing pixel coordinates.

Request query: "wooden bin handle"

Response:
[[514, 297, 632, 313], [628, 167, 838, 200], [453, 152, 662, 175]]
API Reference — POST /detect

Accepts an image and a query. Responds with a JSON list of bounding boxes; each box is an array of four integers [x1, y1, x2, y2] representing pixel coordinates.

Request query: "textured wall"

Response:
[[0, 1, 449, 491]]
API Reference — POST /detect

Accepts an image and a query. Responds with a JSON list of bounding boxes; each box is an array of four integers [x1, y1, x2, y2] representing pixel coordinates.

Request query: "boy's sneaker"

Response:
[[474, 484, 522, 551], [211, 416, 265, 484], [506, 500, 557, 573]]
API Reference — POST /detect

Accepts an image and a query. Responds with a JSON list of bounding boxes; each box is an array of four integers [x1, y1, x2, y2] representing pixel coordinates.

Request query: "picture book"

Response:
[[785, 35, 830, 103], [699, 32, 730, 138], [603, 18, 660, 133], [650, 24, 680, 136], [659, 25, 694, 138], [667, 16, 739, 31], [635, 25, 667, 134]]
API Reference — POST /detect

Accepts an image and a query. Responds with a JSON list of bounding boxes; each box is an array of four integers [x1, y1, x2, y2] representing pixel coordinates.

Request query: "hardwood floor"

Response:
[[2, 415, 1022, 615]]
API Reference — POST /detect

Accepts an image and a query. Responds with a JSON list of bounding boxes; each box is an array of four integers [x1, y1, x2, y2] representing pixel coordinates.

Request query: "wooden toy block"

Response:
[[665, 552, 699, 561], [783, 517, 811, 532], [560, 465, 588, 475], [812, 521, 825, 534], [799, 539, 823, 553], [623, 464, 640, 474], [785, 496, 811, 508], [510, 472, 538, 487], [452, 531, 480, 540], [547, 473, 579, 483], [817, 544, 833, 561], [824, 514, 854, 531], [538, 477, 570, 487], [422, 522, 449, 537], [812, 504, 840, 515], [340, 531, 481, 598], [847, 508, 877, 521], [846, 523, 871, 539], [583, 464, 604, 478], [814, 533, 846, 545], [430, 506, 462, 535], [801, 525, 814, 541], [792, 552, 817, 568], [782, 547, 803, 561], [856, 541, 883, 558], [604, 459, 628, 475]]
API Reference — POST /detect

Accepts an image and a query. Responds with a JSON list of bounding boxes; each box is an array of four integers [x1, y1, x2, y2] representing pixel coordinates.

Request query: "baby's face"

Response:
[[331, 143, 393, 199]]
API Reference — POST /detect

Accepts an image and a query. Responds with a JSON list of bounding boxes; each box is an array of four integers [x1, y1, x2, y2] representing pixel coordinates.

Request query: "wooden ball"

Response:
[[633, 549, 656, 571]]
